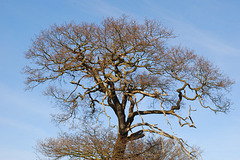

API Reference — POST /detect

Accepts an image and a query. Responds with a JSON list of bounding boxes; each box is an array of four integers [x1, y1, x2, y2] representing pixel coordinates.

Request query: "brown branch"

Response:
[[171, 91, 182, 110], [127, 130, 144, 141]]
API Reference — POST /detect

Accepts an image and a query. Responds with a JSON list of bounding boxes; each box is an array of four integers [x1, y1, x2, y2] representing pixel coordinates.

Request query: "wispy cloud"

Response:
[[68, 0, 137, 18], [0, 83, 52, 118], [0, 148, 36, 160], [0, 116, 47, 136], [142, 0, 240, 57], [171, 20, 240, 57], [90, 1, 128, 17]]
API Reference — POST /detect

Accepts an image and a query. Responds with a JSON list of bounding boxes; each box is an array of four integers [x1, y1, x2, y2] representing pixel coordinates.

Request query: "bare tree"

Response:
[[36, 123, 201, 160], [37, 124, 116, 159], [25, 16, 233, 159]]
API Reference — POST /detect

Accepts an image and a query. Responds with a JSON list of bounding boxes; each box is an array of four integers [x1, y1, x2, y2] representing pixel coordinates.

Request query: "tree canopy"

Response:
[[25, 16, 234, 159]]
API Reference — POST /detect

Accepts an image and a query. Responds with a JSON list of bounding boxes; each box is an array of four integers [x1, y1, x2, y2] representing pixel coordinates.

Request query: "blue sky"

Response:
[[0, 0, 240, 159]]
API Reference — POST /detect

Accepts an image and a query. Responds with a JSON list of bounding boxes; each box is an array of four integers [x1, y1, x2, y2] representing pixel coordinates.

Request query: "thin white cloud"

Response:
[[68, 0, 136, 18], [0, 83, 52, 118], [0, 148, 36, 160], [0, 116, 47, 136], [91, 1, 128, 17], [142, 0, 240, 57], [172, 20, 240, 57]]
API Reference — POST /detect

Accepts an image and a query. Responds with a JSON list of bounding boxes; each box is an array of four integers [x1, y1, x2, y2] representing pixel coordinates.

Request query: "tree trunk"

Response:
[[112, 133, 128, 159]]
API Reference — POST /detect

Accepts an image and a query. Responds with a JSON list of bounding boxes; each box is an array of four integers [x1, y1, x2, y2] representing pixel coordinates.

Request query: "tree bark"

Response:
[[112, 133, 128, 159]]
